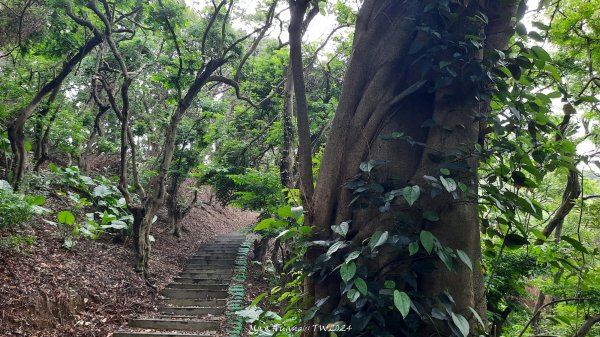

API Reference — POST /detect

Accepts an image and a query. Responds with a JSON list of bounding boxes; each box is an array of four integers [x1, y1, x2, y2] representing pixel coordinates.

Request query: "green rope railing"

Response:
[[224, 237, 252, 337]]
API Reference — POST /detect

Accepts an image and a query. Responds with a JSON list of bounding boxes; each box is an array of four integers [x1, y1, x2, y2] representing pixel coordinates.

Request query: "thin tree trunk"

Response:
[[279, 66, 295, 190], [132, 59, 226, 274], [33, 107, 59, 172], [288, 0, 314, 206], [7, 34, 102, 187]]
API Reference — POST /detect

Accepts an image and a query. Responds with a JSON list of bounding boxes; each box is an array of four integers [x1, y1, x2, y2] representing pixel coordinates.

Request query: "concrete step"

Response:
[[173, 277, 231, 284], [188, 256, 237, 260], [182, 265, 234, 270], [179, 272, 233, 278], [178, 273, 231, 280], [185, 261, 237, 266], [114, 332, 213, 337], [180, 269, 233, 275], [167, 283, 228, 290], [194, 248, 238, 255], [128, 318, 220, 331], [160, 306, 225, 315], [195, 254, 237, 258], [161, 289, 228, 299], [187, 258, 238, 263], [186, 260, 238, 265], [160, 298, 227, 307], [183, 267, 236, 271]]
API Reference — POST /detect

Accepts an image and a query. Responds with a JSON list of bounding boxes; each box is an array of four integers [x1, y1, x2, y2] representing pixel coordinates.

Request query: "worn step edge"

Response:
[[128, 318, 220, 331], [113, 332, 213, 337], [160, 299, 226, 306], [161, 289, 228, 299], [167, 283, 228, 290], [173, 277, 229, 285], [160, 306, 226, 315]]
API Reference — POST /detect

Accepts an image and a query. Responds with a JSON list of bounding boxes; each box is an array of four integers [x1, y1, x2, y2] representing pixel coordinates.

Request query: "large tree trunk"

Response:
[[304, 1, 522, 335]]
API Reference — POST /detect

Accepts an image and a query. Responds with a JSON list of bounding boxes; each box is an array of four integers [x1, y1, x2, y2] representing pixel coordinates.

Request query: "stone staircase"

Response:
[[113, 234, 247, 337]]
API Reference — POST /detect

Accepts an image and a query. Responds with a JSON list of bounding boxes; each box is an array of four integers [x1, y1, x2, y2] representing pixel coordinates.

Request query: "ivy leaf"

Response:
[[369, 231, 388, 251], [440, 176, 457, 192], [347, 289, 360, 302], [332, 221, 349, 237], [327, 241, 348, 256], [451, 312, 470, 337], [340, 261, 356, 282], [420, 230, 435, 254], [345, 251, 361, 263], [409, 242, 420, 256], [359, 160, 387, 173], [456, 249, 473, 270], [384, 280, 396, 289], [393, 290, 411, 318], [355, 277, 368, 295], [402, 186, 420, 206]]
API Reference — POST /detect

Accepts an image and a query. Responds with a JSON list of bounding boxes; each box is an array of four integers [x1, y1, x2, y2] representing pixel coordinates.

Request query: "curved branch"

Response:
[[234, 0, 278, 82], [517, 298, 593, 337], [158, 0, 183, 99], [574, 314, 600, 337], [207, 75, 258, 108], [201, 0, 227, 56]]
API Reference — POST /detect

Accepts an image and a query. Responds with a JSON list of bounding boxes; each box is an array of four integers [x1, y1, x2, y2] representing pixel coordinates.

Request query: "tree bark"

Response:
[[288, 0, 314, 205], [574, 314, 600, 337], [305, 1, 522, 335], [166, 177, 198, 238], [6, 34, 102, 187], [132, 59, 226, 275], [279, 66, 296, 190]]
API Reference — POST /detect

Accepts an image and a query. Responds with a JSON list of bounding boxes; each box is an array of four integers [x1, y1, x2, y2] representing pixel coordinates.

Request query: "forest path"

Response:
[[113, 234, 247, 337]]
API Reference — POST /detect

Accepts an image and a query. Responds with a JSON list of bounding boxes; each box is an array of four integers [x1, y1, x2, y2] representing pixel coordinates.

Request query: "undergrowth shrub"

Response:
[[0, 180, 47, 230], [0, 234, 37, 253], [40, 165, 134, 249]]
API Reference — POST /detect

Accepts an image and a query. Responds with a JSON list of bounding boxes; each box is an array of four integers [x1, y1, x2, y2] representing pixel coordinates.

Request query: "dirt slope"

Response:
[[0, 188, 257, 337]]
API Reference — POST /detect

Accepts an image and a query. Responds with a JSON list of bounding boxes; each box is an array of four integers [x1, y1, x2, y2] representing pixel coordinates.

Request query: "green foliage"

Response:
[[199, 165, 284, 217], [0, 180, 47, 230], [0, 234, 37, 253], [43, 165, 134, 243], [228, 169, 285, 217]]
